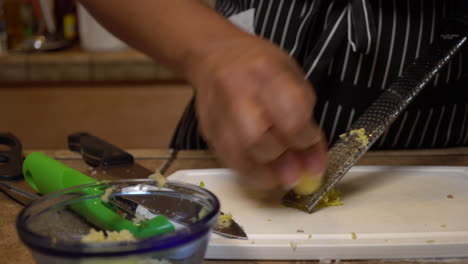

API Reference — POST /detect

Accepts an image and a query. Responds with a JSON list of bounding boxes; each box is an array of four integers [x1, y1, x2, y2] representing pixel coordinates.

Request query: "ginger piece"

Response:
[[293, 171, 322, 196]]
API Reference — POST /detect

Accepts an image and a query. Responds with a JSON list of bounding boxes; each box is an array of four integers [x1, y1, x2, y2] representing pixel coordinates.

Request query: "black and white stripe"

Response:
[[171, 0, 468, 150]]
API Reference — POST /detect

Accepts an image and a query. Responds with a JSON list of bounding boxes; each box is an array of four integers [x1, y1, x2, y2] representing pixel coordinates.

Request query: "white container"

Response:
[[77, 4, 129, 52]]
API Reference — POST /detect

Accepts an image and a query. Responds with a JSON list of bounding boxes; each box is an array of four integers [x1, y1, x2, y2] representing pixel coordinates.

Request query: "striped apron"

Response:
[[171, 0, 468, 150]]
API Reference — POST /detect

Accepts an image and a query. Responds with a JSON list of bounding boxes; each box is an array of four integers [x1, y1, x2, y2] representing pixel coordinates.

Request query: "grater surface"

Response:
[[282, 33, 467, 213]]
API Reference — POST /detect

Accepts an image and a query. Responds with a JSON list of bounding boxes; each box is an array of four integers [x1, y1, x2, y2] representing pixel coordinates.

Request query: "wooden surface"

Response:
[[0, 83, 192, 149], [1, 148, 468, 264]]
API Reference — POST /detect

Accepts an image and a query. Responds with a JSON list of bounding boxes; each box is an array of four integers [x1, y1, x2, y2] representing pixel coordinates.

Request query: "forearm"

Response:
[[79, 0, 249, 79], [79, 1, 328, 190]]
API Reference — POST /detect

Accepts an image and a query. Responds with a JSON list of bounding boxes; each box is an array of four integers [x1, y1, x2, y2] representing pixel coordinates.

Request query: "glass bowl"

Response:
[[16, 179, 220, 264]]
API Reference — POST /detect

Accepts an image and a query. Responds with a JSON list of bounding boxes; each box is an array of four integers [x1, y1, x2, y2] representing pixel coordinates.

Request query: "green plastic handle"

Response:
[[23, 152, 174, 238], [23, 152, 96, 193]]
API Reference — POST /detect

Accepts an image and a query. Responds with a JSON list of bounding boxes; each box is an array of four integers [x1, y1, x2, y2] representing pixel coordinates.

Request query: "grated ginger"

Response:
[[198, 207, 208, 220], [101, 186, 115, 203], [289, 241, 297, 251], [318, 188, 343, 207], [339, 128, 369, 146], [132, 212, 147, 225], [81, 228, 136, 243], [350, 128, 369, 146], [217, 213, 233, 229], [148, 172, 167, 189]]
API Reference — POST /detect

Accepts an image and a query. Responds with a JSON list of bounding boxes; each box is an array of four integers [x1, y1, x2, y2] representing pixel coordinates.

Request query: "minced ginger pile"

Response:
[[81, 229, 136, 243], [339, 128, 369, 146], [217, 213, 233, 229], [318, 188, 343, 207]]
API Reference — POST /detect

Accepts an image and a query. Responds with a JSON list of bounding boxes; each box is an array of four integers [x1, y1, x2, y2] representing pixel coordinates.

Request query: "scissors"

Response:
[[0, 133, 39, 205]]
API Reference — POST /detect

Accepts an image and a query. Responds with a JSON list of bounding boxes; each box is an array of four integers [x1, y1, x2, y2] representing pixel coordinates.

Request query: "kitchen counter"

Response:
[[1, 148, 468, 264], [0, 48, 180, 83]]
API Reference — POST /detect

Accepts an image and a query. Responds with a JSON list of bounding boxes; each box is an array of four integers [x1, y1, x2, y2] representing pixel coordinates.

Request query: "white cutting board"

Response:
[[169, 166, 468, 260]]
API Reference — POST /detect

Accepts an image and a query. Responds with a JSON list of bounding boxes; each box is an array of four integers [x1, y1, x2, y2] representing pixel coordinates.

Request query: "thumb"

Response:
[[293, 138, 328, 195], [268, 135, 327, 191]]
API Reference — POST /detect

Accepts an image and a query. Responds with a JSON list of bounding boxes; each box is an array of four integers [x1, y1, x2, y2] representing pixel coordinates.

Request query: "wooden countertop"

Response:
[[1, 148, 468, 264]]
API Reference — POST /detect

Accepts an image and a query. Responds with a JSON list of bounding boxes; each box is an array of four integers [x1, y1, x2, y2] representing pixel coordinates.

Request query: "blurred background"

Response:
[[0, 0, 215, 149]]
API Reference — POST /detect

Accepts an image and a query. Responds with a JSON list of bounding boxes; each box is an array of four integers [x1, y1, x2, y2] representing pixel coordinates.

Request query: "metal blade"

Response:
[[113, 195, 248, 240], [87, 163, 153, 181], [213, 212, 248, 240], [282, 33, 467, 213], [158, 149, 178, 175], [0, 182, 39, 205], [86, 149, 177, 181], [90, 158, 248, 239]]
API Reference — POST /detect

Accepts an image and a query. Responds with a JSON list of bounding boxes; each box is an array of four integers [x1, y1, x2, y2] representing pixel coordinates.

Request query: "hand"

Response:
[[187, 34, 327, 190]]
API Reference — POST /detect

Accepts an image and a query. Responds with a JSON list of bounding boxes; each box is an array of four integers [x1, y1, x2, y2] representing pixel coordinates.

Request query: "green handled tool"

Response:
[[22, 152, 175, 238]]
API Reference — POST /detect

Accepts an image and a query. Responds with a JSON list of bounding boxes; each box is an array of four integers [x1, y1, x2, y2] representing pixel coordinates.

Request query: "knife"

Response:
[[68, 132, 248, 240], [0, 182, 39, 205], [282, 17, 468, 213], [68, 132, 161, 180], [0, 133, 23, 180]]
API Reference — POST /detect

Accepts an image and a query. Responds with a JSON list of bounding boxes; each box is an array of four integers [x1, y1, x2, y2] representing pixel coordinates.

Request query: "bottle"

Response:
[[3, 0, 24, 49], [0, 0, 8, 54], [21, 1, 36, 39], [54, 0, 77, 41]]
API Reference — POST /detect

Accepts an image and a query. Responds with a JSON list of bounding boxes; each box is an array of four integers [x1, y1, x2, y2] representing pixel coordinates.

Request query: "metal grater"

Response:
[[282, 24, 468, 213]]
